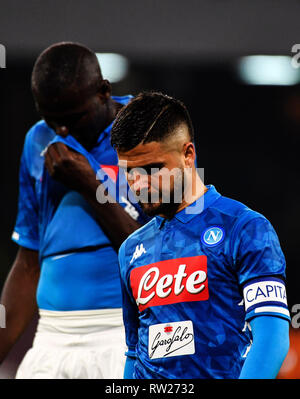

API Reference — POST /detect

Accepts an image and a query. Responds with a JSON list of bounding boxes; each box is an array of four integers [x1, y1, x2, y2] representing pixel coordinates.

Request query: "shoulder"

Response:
[[203, 190, 275, 253], [23, 120, 55, 178], [24, 120, 55, 152], [119, 218, 156, 262], [209, 192, 268, 230]]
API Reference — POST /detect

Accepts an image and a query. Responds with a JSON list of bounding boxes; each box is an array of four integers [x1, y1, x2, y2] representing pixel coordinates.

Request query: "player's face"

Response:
[[39, 91, 111, 150], [118, 139, 194, 217]]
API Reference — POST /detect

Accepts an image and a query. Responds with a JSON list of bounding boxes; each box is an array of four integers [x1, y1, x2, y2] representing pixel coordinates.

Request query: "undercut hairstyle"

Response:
[[31, 42, 102, 104], [110, 91, 194, 151]]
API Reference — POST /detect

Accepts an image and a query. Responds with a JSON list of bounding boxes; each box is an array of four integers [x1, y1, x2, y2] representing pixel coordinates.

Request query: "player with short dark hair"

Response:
[[111, 91, 194, 150], [111, 91, 290, 379], [0, 42, 147, 379]]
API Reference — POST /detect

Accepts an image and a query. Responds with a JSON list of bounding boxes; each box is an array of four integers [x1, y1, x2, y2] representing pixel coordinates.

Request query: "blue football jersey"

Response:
[[118, 185, 290, 379], [12, 95, 148, 311]]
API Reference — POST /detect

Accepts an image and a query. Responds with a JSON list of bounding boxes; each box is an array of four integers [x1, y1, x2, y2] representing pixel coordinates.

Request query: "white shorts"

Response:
[[15, 308, 126, 379]]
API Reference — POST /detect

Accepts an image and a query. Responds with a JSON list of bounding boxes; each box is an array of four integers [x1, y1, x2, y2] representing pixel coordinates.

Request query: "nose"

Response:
[[129, 172, 150, 194]]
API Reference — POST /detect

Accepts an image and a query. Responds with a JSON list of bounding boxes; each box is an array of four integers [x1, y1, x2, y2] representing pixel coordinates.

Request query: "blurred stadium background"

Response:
[[0, 0, 300, 379]]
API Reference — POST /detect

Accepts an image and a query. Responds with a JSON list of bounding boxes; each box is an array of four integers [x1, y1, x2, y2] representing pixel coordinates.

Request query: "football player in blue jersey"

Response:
[[110, 91, 290, 379], [0, 42, 147, 379]]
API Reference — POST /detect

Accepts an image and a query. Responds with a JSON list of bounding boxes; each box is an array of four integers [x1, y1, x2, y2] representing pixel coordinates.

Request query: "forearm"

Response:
[[44, 142, 142, 249], [239, 316, 290, 379], [0, 248, 39, 362], [78, 177, 141, 249]]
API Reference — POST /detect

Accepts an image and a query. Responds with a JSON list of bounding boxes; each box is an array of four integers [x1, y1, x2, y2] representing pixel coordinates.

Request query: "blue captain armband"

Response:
[[243, 276, 290, 322]]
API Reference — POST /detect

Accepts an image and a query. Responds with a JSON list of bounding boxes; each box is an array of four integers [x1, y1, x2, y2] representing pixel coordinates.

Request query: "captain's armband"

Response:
[[243, 277, 290, 322]]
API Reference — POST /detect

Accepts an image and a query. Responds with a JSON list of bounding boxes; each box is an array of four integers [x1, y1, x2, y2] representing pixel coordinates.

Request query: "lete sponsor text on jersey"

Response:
[[130, 256, 209, 311]]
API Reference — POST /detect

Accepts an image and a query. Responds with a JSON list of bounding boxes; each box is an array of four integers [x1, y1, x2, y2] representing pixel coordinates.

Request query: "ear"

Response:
[[183, 142, 196, 167], [34, 100, 40, 113], [97, 79, 112, 101]]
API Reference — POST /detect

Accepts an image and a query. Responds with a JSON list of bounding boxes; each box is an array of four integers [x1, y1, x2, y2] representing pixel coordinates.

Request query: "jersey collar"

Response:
[[155, 185, 221, 228]]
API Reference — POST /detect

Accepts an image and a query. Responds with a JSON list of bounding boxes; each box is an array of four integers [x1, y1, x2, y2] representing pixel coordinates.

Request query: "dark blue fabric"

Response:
[[119, 185, 290, 378]]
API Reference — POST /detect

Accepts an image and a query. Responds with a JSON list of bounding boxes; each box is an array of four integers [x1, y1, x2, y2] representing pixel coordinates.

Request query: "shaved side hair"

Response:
[[110, 91, 194, 152]]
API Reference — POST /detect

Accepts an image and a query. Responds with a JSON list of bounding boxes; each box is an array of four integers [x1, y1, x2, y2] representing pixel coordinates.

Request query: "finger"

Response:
[[44, 150, 55, 176], [54, 143, 83, 165], [47, 143, 61, 163], [45, 144, 64, 177], [53, 142, 70, 159]]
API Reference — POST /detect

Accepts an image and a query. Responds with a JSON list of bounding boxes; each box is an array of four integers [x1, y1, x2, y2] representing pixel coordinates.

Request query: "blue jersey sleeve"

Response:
[[118, 242, 139, 358], [234, 216, 290, 322], [12, 141, 39, 251]]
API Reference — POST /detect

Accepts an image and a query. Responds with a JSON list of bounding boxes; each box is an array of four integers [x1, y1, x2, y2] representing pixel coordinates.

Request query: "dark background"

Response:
[[0, 0, 300, 378]]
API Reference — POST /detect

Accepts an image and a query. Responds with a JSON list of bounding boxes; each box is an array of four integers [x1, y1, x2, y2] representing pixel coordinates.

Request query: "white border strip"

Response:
[[254, 306, 290, 316]]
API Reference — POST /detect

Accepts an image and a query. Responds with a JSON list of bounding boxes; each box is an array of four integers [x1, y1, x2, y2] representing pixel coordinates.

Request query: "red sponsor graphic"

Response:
[[99, 165, 119, 183], [130, 256, 208, 312], [164, 325, 173, 333]]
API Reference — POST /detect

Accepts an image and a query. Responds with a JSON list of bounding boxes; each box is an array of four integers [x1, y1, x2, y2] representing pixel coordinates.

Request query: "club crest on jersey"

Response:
[[130, 243, 147, 264], [202, 226, 224, 246], [130, 256, 209, 311]]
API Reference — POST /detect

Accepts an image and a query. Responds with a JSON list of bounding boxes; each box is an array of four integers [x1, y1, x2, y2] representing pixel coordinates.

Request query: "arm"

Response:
[[44, 142, 141, 250], [76, 174, 141, 250], [0, 247, 40, 363], [239, 315, 289, 379], [124, 355, 136, 379], [118, 243, 139, 379], [234, 216, 291, 378]]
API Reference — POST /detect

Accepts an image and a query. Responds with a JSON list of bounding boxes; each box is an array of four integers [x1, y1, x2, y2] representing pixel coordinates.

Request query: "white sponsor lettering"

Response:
[[136, 264, 207, 306], [137, 266, 159, 305]]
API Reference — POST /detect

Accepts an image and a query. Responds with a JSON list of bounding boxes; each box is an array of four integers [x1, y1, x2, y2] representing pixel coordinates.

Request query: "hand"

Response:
[[44, 142, 97, 192]]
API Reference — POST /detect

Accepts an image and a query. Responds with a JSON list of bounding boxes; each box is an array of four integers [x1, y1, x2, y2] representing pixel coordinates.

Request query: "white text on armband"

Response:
[[243, 278, 288, 312]]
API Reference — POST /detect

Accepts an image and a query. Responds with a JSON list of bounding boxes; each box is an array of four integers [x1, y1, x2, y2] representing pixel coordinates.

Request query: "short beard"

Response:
[[138, 166, 185, 218], [139, 200, 181, 218]]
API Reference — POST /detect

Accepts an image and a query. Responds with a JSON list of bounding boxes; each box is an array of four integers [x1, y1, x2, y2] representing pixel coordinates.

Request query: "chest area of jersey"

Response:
[[130, 255, 209, 312], [128, 222, 232, 312]]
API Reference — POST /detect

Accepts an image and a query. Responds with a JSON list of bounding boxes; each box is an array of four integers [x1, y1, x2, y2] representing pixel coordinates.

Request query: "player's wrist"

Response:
[[76, 172, 100, 198]]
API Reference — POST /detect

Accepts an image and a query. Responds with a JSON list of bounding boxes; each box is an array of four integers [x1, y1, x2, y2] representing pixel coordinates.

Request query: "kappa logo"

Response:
[[130, 243, 147, 264], [202, 226, 224, 246]]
